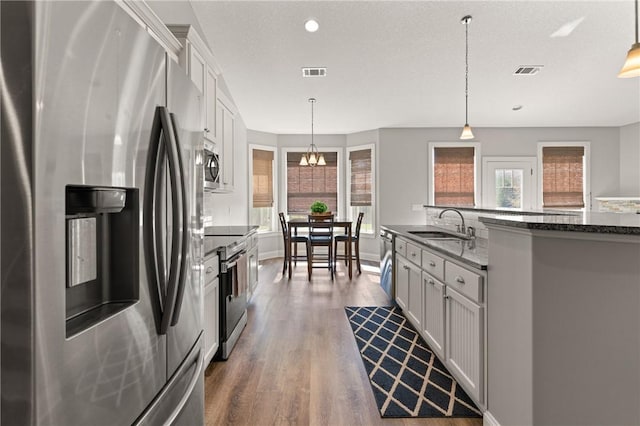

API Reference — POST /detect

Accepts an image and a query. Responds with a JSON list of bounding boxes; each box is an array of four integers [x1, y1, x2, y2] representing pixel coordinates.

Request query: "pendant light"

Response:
[[619, 0, 640, 78], [460, 15, 474, 140], [300, 98, 325, 166]]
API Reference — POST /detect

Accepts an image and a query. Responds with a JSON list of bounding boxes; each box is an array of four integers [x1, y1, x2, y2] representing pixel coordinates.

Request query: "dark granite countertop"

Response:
[[204, 225, 258, 237], [381, 225, 488, 270], [478, 212, 640, 235]]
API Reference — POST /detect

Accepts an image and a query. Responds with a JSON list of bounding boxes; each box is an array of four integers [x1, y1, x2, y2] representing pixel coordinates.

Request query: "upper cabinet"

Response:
[[118, 1, 182, 62], [216, 91, 235, 189], [167, 25, 219, 144]]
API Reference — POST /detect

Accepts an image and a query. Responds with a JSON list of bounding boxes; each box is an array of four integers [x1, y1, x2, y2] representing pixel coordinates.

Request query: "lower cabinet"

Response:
[[203, 254, 219, 365], [246, 234, 259, 300], [422, 272, 445, 359], [445, 286, 484, 404], [395, 256, 410, 310], [393, 234, 486, 409]]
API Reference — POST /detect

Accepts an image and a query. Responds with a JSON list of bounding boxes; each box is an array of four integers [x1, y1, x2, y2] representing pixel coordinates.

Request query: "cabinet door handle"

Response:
[[444, 295, 450, 300], [429, 261, 436, 267], [411, 252, 416, 257], [206, 266, 214, 274], [428, 279, 435, 285], [204, 128, 210, 133], [403, 265, 409, 270], [455, 276, 465, 284]]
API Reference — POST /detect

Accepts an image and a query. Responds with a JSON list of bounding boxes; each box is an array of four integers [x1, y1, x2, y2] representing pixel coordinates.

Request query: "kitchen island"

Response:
[[479, 212, 640, 426]]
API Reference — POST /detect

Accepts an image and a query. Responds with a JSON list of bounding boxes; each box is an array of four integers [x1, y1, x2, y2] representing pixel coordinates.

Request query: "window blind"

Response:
[[349, 149, 372, 206], [287, 152, 338, 213], [542, 146, 585, 208], [433, 147, 475, 206], [252, 149, 274, 208]]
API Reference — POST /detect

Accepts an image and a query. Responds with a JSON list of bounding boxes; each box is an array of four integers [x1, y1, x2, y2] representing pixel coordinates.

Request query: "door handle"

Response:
[[158, 107, 183, 334], [169, 112, 190, 327], [143, 106, 167, 334]]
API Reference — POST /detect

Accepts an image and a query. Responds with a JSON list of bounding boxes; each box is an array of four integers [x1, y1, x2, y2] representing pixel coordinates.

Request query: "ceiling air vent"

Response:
[[513, 65, 543, 76], [302, 67, 327, 78]]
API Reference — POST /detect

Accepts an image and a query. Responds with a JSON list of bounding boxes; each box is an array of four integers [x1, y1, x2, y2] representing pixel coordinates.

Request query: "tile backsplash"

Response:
[[596, 198, 640, 213]]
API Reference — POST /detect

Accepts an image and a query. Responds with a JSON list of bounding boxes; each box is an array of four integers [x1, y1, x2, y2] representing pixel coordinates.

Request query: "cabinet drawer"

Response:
[[406, 242, 422, 266], [204, 254, 219, 285], [422, 250, 444, 281], [395, 238, 407, 257], [445, 261, 483, 303]]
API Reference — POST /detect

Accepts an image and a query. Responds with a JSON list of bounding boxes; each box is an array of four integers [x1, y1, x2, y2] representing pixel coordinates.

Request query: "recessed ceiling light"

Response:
[[305, 19, 319, 33], [512, 105, 523, 111]]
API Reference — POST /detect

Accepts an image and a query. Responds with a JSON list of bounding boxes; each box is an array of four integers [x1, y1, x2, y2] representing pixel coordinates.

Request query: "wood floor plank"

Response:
[[204, 259, 482, 426]]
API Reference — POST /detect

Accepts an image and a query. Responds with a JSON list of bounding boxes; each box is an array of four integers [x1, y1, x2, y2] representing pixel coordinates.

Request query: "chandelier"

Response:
[[300, 98, 325, 166]]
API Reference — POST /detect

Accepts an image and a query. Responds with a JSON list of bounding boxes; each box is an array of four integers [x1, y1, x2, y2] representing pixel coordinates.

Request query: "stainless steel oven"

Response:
[[217, 238, 248, 359], [204, 140, 221, 191]]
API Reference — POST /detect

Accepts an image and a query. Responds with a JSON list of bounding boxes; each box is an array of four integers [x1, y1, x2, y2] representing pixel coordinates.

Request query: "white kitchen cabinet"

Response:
[[395, 256, 410, 310], [445, 286, 484, 404], [216, 94, 235, 188], [395, 241, 422, 330], [246, 233, 259, 300], [203, 253, 220, 364], [422, 272, 445, 359], [406, 261, 423, 330], [167, 25, 220, 144]]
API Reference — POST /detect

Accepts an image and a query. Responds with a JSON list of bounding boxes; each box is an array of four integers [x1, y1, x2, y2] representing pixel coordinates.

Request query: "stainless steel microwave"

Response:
[[204, 140, 221, 191]]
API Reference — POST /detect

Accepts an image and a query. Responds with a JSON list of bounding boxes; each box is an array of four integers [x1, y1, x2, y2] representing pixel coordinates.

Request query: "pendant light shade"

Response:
[[460, 15, 474, 140], [460, 124, 474, 139], [618, 0, 640, 78], [300, 98, 325, 167]]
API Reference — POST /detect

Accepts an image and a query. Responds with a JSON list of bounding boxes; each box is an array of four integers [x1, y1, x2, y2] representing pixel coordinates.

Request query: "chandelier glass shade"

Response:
[[460, 15, 474, 140], [618, 0, 640, 78], [300, 98, 325, 166]]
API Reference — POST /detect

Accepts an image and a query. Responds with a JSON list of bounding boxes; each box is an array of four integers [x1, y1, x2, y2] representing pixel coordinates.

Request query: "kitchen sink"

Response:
[[408, 230, 471, 240]]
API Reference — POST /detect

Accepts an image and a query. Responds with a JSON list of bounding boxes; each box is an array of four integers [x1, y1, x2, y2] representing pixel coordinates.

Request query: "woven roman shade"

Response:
[[542, 146, 585, 208], [349, 149, 372, 206], [252, 149, 274, 208], [433, 147, 475, 206], [287, 152, 337, 213]]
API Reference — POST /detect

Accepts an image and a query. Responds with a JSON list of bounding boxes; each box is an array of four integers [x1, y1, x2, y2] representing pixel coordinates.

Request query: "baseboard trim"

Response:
[[483, 410, 500, 426]]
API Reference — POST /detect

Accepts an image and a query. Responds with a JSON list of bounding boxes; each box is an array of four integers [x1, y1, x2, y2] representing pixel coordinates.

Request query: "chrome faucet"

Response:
[[437, 208, 466, 234]]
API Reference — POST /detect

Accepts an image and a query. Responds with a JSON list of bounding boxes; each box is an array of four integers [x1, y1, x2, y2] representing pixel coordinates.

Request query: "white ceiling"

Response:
[[180, 1, 640, 134]]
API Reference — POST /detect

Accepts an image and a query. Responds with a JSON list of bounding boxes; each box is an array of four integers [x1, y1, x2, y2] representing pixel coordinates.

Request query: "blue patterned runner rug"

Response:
[[345, 306, 482, 418]]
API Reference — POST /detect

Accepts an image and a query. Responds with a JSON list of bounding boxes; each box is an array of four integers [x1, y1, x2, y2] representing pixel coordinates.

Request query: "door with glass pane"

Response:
[[482, 158, 536, 210]]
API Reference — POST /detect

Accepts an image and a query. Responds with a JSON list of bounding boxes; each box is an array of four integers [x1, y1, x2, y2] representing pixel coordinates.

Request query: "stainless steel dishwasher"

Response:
[[379, 229, 394, 299]]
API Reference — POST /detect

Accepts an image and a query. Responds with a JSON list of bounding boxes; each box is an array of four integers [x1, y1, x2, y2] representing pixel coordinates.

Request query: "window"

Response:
[[347, 145, 375, 234], [250, 146, 276, 232], [286, 151, 338, 218], [540, 145, 587, 208], [429, 143, 480, 207]]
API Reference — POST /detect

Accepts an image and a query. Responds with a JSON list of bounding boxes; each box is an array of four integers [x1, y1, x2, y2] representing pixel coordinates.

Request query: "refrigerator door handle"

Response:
[[158, 106, 184, 335], [169, 113, 190, 327], [143, 106, 167, 334], [165, 344, 203, 425]]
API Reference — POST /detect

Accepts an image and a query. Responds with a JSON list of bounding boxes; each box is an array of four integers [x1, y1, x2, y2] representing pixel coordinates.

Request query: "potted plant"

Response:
[[310, 200, 330, 216]]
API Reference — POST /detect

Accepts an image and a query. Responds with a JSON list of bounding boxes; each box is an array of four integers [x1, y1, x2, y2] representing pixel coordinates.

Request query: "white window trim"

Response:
[[537, 141, 591, 210], [281, 147, 343, 217], [248, 143, 277, 233], [346, 143, 376, 235], [427, 141, 482, 206], [481, 156, 537, 209]]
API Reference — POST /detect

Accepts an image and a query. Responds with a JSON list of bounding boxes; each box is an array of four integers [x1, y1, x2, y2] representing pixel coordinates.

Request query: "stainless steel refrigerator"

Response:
[[1, 1, 205, 424]]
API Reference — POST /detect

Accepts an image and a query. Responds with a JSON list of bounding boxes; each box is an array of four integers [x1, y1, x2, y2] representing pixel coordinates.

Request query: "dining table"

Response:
[[287, 217, 353, 280]]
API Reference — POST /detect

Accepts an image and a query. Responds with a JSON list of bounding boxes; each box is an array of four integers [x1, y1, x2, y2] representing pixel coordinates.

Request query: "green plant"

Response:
[[310, 200, 328, 213]]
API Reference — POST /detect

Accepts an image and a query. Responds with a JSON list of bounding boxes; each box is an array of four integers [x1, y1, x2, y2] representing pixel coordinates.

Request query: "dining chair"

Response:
[[278, 212, 308, 276], [306, 214, 334, 280], [334, 212, 364, 275]]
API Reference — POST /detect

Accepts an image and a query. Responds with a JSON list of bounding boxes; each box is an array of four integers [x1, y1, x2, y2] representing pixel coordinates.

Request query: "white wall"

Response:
[[619, 122, 640, 196], [378, 126, 621, 225]]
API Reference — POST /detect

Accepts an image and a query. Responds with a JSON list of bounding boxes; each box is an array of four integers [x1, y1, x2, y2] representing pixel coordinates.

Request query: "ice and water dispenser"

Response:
[[65, 185, 139, 337]]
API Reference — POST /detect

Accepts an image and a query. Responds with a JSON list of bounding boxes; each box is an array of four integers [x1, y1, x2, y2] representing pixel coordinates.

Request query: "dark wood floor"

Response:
[[204, 258, 482, 426]]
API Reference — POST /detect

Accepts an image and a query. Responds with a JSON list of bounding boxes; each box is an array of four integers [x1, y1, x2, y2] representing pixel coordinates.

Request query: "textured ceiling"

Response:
[[180, 1, 640, 134]]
